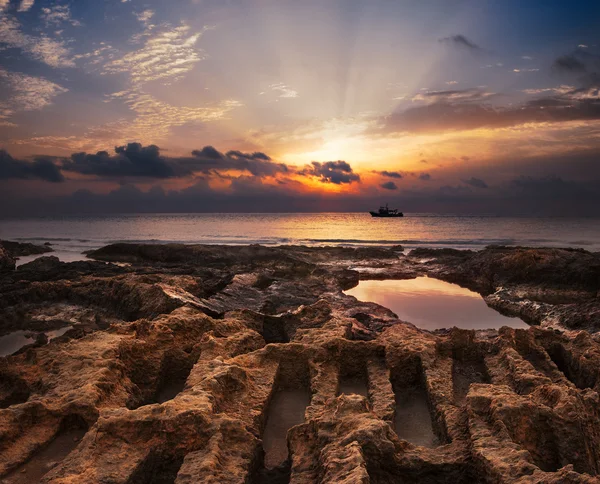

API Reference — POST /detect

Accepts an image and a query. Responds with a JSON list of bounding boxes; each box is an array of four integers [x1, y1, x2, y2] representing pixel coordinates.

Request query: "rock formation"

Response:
[[0, 243, 599, 483], [0, 245, 15, 272], [0, 240, 53, 258]]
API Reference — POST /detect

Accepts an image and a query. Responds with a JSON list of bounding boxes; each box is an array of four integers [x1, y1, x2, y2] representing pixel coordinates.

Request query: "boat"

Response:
[[369, 204, 404, 217]]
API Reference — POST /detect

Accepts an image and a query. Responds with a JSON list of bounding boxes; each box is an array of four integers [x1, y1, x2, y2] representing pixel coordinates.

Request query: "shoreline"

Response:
[[1, 240, 599, 334], [3, 213, 600, 254]]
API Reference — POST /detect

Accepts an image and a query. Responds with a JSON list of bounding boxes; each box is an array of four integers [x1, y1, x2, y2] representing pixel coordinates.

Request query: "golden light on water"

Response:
[[345, 277, 529, 330]]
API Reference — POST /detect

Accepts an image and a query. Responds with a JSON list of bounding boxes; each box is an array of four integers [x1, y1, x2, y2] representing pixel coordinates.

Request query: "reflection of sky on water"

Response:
[[345, 277, 528, 330], [0, 326, 73, 357]]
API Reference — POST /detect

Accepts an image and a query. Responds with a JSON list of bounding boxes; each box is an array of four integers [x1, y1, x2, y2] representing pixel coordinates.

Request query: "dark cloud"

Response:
[[188, 146, 288, 177], [4, 169, 600, 218], [419, 173, 431, 181], [64, 143, 177, 178], [438, 34, 480, 50], [463, 177, 488, 189], [59, 144, 290, 180], [0, 150, 64, 182], [227, 150, 271, 161], [380, 181, 398, 190], [302, 161, 360, 184], [507, 175, 575, 195], [192, 146, 223, 160], [553, 55, 587, 73], [376, 170, 403, 179], [437, 185, 473, 196], [552, 50, 600, 87], [495, 175, 600, 215], [0, 144, 363, 189]]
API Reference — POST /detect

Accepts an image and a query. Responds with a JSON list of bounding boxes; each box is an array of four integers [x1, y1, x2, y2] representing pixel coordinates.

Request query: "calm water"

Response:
[[345, 277, 528, 330], [0, 326, 73, 357], [262, 389, 310, 468], [1, 214, 599, 264]]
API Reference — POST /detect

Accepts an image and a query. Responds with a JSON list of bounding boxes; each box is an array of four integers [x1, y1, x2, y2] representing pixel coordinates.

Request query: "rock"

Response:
[[18, 256, 62, 273], [0, 240, 53, 257], [34, 332, 48, 345], [0, 243, 598, 483], [0, 245, 15, 272]]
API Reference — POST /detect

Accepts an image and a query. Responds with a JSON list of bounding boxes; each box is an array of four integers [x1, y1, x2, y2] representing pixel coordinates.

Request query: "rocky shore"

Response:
[[1, 242, 599, 483]]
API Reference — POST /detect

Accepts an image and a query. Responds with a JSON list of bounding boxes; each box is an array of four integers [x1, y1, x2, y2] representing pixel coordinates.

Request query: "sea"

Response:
[[1, 213, 599, 265]]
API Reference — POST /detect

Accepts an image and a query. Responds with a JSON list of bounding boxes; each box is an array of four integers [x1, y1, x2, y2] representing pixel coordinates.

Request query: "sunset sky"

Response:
[[1, 0, 599, 215]]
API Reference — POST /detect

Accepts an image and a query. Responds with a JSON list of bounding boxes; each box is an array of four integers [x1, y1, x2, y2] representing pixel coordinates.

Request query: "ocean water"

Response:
[[1, 213, 599, 263]]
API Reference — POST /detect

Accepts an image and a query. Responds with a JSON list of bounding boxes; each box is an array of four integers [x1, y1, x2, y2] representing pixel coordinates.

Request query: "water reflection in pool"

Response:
[[345, 277, 528, 330], [0, 326, 73, 357]]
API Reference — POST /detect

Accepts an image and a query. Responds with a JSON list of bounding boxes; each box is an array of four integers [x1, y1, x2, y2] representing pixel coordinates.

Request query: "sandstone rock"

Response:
[[0, 243, 598, 483]]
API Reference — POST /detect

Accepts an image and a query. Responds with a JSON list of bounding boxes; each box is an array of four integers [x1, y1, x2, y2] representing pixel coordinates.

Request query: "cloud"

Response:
[[41, 5, 81, 27], [437, 184, 472, 196], [5, 143, 292, 181], [522, 85, 574, 95], [378, 83, 600, 134], [375, 170, 403, 179], [63, 143, 177, 178], [188, 146, 289, 176], [0, 14, 74, 67], [411, 88, 495, 104], [268, 83, 299, 99], [105, 91, 241, 144], [380, 181, 398, 190], [301, 161, 360, 185], [0, 150, 64, 182], [104, 24, 206, 85], [508, 175, 569, 193], [3, 148, 600, 217], [499, 175, 600, 213], [192, 146, 223, 160], [18, 0, 34, 12], [98, 24, 241, 144], [0, 68, 68, 122], [462, 177, 488, 189], [419, 173, 431, 181], [438, 34, 480, 51], [553, 55, 587, 73], [134, 9, 155, 26]]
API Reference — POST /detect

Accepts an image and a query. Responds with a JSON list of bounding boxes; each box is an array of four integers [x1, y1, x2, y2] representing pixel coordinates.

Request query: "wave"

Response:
[[13, 237, 90, 242], [9, 235, 585, 250], [305, 238, 518, 246]]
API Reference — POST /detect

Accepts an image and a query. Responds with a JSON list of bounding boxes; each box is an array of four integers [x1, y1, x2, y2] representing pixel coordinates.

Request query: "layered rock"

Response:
[[0, 243, 599, 483]]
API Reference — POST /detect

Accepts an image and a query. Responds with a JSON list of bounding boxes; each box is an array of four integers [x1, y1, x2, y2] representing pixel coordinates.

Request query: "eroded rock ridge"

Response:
[[0, 243, 599, 483]]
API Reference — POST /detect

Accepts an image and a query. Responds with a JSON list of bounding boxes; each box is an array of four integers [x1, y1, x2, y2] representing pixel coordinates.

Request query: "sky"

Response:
[[1, 0, 600, 216]]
